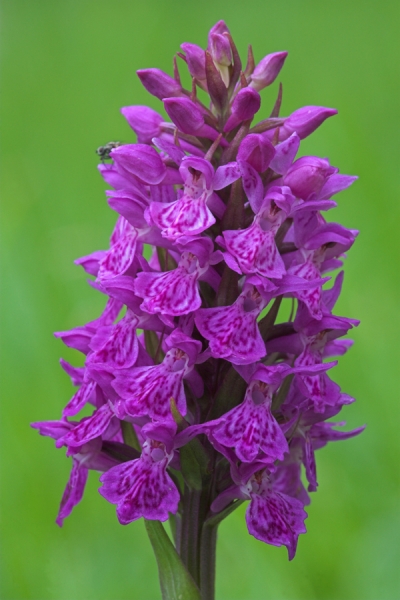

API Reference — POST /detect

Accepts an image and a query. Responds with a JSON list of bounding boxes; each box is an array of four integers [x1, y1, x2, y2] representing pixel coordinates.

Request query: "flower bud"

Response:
[[224, 88, 261, 132], [238, 133, 275, 173], [208, 22, 232, 87], [283, 156, 336, 199], [250, 52, 288, 91], [121, 106, 163, 144], [180, 42, 206, 81], [163, 97, 204, 135], [210, 33, 232, 67], [281, 106, 338, 140], [137, 68, 182, 100], [208, 20, 230, 43]]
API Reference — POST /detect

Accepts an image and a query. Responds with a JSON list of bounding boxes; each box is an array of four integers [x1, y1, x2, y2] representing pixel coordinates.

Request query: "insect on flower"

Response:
[[96, 141, 122, 162]]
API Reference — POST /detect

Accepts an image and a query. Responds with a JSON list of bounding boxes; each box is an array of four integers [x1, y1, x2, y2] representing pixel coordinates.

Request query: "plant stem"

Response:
[[199, 522, 218, 600], [180, 488, 202, 585]]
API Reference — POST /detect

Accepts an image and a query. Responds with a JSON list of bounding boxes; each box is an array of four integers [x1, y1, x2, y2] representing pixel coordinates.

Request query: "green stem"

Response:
[[180, 488, 202, 585], [199, 522, 218, 600]]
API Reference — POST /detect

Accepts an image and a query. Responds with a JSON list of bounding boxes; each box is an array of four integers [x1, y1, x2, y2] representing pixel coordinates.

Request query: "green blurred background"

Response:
[[1, 0, 399, 598]]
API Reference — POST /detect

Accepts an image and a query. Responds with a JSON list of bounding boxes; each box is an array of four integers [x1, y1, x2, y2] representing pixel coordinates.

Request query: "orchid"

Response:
[[32, 20, 363, 600]]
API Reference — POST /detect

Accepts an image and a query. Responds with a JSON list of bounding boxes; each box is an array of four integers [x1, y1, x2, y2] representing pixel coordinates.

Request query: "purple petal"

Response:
[[90, 312, 139, 369], [164, 97, 205, 135], [319, 174, 358, 199], [59, 404, 114, 447], [63, 378, 97, 417], [238, 134, 275, 173], [54, 326, 92, 354], [97, 231, 138, 281], [31, 419, 72, 441], [152, 137, 186, 166], [118, 463, 179, 522], [121, 105, 163, 144], [113, 351, 189, 420], [106, 190, 148, 228], [134, 268, 201, 316], [150, 196, 215, 240], [239, 161, 264, 212], [223, 222, 286, 278], [180, 42, 206, 81], [56, 460, 88, 526], [246, 490, 307, 559], [214, 396, 288, 462], [213, 162, 241, 190], [111, 144, 166, 185], [195, 296, 266, 365], [269, 134, 300, 176], [282, 106, 337, 140], [60, 359, 85, 386], [74, 251, 106, 276], [99, 456, 180, 522]]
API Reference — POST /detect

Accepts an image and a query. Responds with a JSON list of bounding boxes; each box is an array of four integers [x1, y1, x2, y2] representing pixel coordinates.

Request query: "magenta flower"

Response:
[[99, 421, 180, 523], [32, 20, 363, 599]]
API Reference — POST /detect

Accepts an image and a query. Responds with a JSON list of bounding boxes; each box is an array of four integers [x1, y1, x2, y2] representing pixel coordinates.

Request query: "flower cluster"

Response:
[[32, 20, 363, 560]]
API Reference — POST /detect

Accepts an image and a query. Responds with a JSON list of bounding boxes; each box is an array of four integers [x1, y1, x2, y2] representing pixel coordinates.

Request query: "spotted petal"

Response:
[[213, 393, 288, 463], [246, 490, 307, 560], [150, 195, 215, 240], [113, 349, 189, 419], [195, 302, 265, 365], [89, 311, 139, 369], [100, 458, 179, 523], [223, 222, 286, 278], [134, 266, 201, 316], [56, 460, 88, 527], [58, 403, 115, 448], [63, 378, 97, 417], [97, 230, 138, 281]]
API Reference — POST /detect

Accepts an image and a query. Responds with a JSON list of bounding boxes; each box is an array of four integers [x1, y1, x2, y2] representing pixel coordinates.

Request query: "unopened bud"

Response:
[[250, 52, 288, 91], [137, 68, 182, 100], [163, 97, 205, 135], [281, 106, 338, 140], [209, 33, 232, 87], [180, 43, 206, 81], [224, 88, 261, 132], [237, 133, 275, 173], [208, 20, 230, 42]]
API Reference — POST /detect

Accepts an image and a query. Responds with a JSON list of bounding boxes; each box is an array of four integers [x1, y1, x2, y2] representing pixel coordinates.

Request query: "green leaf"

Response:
[[144, 519, 201, 600]]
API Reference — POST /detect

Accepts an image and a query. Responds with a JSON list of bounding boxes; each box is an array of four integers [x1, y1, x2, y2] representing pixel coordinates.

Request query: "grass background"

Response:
[[1, 0, 399, 598]]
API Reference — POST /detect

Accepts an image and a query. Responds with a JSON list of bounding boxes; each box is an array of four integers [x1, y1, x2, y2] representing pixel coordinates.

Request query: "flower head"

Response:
[[33, 21, 362, 569]]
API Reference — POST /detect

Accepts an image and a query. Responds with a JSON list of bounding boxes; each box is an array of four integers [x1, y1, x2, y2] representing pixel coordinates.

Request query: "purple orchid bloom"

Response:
[[99, 421, 180, 523], [33, 22, 362, 595], [149, 156, 235, 240]]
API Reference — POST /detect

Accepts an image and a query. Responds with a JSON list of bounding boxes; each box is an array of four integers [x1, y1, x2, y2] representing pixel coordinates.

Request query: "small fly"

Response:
[[96, 141, 122, 163]]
